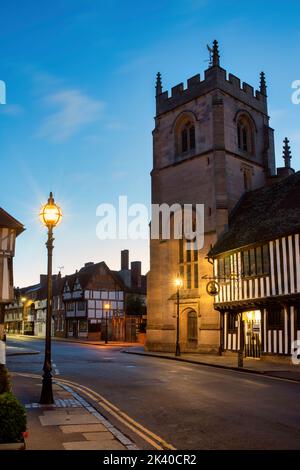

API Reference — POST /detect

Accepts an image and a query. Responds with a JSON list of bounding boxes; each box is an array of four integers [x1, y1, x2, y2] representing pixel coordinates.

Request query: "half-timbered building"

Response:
[[63, 261, 126, 340], [62, 251, 146, 341], [0, 207, 24, 363], [0, 208, 24, 304], [5, 249, 146, 342], [209, 171, 300, 359]]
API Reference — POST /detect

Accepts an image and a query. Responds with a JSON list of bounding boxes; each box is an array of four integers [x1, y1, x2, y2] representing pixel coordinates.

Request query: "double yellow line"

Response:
[[13, 372, 176, 451]]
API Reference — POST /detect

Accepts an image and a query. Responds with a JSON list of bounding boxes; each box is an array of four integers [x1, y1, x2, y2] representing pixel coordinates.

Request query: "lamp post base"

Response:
[[175, 344, 181, 357], [238, 350, 244, 368], [39, 372, 54, 405]]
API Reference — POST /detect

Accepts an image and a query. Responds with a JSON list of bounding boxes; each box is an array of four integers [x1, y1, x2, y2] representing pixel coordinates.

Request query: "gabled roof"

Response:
[[0, 207, 25, 236], [209, 171, 300, 257], [63, 261, 126, 292]]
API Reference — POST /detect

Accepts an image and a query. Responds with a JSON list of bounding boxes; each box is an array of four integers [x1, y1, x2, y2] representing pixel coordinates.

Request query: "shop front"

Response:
[[66, 318, 88, 338], [242, 310, 261, 358]]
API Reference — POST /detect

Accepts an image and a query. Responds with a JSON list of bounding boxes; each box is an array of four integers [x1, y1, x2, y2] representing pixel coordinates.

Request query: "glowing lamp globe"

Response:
[[40, 192, 62, 227], [175, 277, 182, 288], [104, 303, 110, 310]]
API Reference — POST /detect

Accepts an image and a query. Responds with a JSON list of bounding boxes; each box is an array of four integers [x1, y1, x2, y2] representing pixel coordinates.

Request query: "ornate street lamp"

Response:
[[104, 303, 110, 344], [39, 192, 62, 405], [175, 277, 183, 357]]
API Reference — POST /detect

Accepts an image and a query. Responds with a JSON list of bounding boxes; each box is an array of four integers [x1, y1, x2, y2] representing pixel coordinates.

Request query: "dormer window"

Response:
[[74, 278, 82, 291]]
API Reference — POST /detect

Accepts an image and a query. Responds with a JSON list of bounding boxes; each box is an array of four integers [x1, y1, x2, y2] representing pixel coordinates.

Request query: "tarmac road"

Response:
[[6, 336, 300, 450]]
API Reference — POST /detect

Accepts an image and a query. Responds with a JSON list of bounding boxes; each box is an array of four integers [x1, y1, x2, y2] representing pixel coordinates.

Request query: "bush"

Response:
[[0, 392, 27, 443], [0, 364, 11, 394]]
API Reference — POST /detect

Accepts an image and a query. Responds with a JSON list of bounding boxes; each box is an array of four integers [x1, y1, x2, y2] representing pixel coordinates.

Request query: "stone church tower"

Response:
[[146, 41, 276, 352]]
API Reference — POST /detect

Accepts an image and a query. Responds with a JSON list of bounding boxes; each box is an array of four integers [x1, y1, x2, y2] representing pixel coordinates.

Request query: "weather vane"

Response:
[[207, 44, 213, 67]]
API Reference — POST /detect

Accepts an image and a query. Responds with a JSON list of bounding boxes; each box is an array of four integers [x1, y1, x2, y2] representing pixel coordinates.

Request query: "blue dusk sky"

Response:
[[0, 0, 299, 286]]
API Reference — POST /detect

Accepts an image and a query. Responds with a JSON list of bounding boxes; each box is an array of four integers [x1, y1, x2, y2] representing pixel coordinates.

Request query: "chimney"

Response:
[[131, 261, 141, 289], [40, 274, 47, 285], [121, 250, 129, 270], [84, 262, 94, 268]]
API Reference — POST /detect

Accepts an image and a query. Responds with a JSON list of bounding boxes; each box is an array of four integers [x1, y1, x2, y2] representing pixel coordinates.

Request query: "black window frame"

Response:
[[242, 244, 270, 278], [228, 314, 237, 331], [267, 308, 284, 330], [181, 128, 188, 153], [295, 305, 300, 329]]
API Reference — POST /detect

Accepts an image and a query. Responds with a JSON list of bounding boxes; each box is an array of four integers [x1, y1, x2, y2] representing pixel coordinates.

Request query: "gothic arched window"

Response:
[[237, 115, 254, 154], [176, 120, 196, 155]]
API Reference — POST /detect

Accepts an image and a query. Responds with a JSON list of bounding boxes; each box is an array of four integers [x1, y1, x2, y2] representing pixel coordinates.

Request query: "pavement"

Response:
[[123, 346, 300, 382], [8, 334, 140, 347], [6, 345, 40, 356], [11, 373, 137, 450]]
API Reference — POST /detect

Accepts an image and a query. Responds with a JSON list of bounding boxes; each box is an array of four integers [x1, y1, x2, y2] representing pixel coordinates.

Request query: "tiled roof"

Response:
[[64, 262, 126, 291], [0, 207, 24, 235], [209, 171, 300, 256]]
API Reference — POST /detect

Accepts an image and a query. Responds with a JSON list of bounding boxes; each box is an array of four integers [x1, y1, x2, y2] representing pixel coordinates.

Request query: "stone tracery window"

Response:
[[237, 114, 254, 154], [181, 122, 195, 153], [176, 118, 196, 156], [179, 238, 199, 289]]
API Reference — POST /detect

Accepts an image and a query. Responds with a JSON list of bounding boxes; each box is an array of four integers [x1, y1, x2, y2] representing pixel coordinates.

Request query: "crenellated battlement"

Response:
[[156, 65, 267, 116]]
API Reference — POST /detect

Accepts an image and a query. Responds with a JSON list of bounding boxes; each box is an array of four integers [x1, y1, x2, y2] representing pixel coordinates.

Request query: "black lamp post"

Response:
[[104, 303, 110, 344], [238, 313, 244, 368], [175, 277, 182, 357], [39, 192, 62, 405]]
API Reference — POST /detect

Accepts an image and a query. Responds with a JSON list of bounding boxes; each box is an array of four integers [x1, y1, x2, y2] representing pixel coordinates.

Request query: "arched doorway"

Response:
[[187, 310, 197, 348]]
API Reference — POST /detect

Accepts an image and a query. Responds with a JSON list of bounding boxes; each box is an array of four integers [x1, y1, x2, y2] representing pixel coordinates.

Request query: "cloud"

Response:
[[38, 89, 104, 142]]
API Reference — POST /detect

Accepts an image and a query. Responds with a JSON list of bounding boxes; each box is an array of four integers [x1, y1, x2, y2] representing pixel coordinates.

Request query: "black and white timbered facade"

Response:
[[62, 262, 126, 340], [0, 208, 24, 304], [209, 171, 300, 358]]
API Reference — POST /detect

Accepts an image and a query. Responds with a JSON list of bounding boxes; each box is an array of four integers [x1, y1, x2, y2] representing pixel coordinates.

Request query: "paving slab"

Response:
[[60, 423, 107, 433], [83, 431, 115, 441], [63, 440, 126, 450], [40, 410, 100, 426]]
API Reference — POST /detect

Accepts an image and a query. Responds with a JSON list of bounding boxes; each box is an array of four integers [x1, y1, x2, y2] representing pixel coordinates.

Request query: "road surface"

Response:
[[6, 336, 300, 450]]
